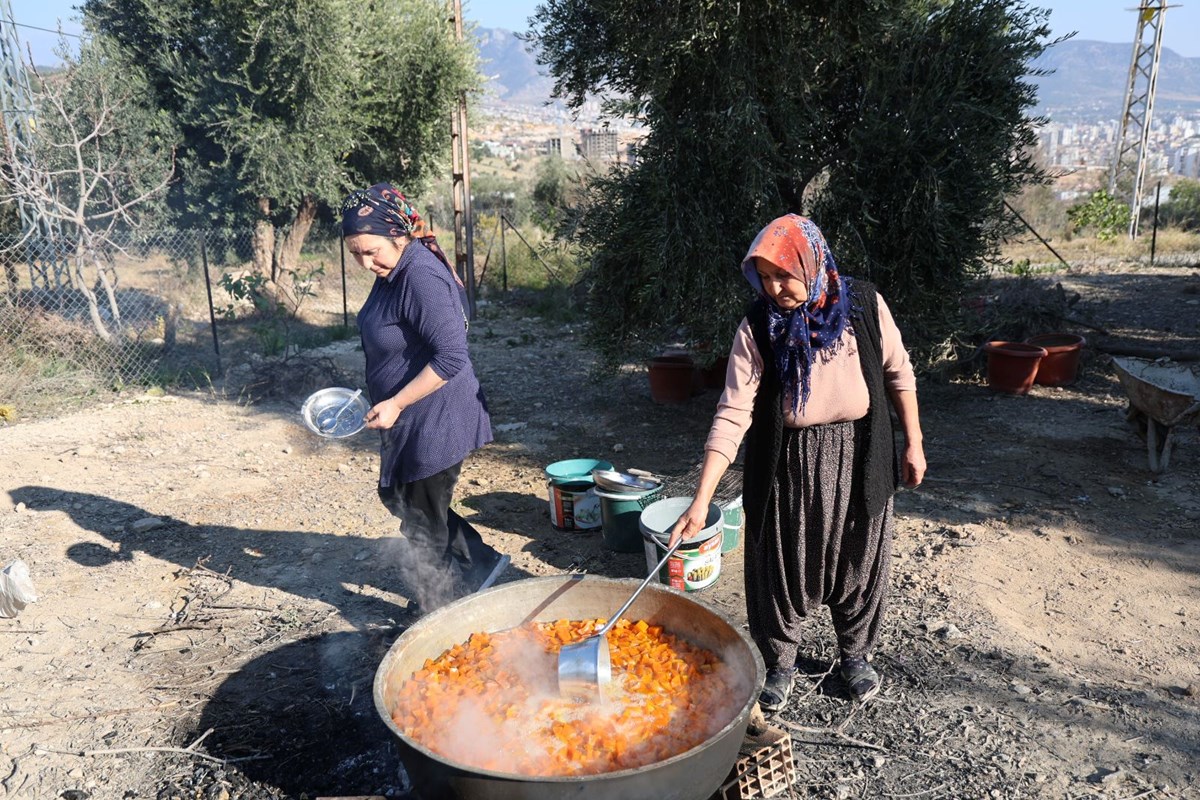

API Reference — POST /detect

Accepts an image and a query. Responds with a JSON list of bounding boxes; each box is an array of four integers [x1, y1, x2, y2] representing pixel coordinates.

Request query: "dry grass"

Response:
[[1000, 227, 1200, 269]]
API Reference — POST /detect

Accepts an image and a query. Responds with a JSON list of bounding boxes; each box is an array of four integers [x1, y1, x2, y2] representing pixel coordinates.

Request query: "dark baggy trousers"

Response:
[[745, 421, 894, 671], [377, 461, 500, 611]]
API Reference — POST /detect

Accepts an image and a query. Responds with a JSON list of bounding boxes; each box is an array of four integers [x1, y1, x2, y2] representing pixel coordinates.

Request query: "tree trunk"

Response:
[[279, 195, 318, 275], [94, 258, 123, 338], [71, 241, 112, 343], [3, 253, 18, 298], [252, 196, 275, 278]]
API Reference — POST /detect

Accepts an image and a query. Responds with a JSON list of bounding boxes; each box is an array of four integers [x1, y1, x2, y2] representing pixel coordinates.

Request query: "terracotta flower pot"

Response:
[[983, 341, 1047, 395], [1024, 333, 1086, 386], [698, 355, 730, 390], [647, 355, 696, 404]]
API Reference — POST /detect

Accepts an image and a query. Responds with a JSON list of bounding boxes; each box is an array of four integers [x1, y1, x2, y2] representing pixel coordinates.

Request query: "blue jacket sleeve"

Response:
[[405, 256, 470, 381]]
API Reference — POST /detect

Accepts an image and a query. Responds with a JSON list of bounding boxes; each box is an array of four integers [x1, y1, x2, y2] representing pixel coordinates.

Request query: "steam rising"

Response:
[[380, 506, 459, 611], [390, 619, 750, 776]]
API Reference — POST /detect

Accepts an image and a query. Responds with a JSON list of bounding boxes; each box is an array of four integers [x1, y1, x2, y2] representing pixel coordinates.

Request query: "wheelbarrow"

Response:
[[1111, 356, 1200, 474]]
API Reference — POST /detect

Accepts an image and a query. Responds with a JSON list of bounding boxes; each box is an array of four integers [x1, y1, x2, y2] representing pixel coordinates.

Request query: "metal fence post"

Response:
[[1150, 180, 1161, 266], [501, 213, 507, 293], [340, 236, 349, 329], [200, 231, 221, 372]]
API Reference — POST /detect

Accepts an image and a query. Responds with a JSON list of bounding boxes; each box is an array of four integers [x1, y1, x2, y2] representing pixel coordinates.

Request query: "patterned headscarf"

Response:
[[741, 214, 854, 414], [340, 183, 461, 286]]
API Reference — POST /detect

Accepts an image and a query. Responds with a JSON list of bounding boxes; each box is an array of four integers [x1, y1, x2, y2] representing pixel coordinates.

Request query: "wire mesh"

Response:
[[0, 227, 374, 416], [656, 459, 745, 508]]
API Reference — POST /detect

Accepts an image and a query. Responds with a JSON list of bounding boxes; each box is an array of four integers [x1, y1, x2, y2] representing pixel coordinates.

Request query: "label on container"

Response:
[[662, 533, 721, 591], [548, 481, 602, 531]]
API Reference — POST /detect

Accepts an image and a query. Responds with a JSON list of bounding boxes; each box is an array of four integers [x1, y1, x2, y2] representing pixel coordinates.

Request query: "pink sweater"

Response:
[[705, 292, 917, 464]]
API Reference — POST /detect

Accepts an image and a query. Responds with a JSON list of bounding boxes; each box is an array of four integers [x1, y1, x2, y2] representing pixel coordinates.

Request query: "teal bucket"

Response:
[[544, 459, 613, 531], [720, 495, 743, 553], [639, 496, 723, 592], [594, 485, 663, 553]]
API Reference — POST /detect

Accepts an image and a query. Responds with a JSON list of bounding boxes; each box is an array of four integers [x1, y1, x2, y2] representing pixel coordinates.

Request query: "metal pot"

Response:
[[374, 575, 765, 800]]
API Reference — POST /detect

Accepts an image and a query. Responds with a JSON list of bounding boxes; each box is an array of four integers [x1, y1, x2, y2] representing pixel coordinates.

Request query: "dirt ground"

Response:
[[2, 259, 1199, 800]]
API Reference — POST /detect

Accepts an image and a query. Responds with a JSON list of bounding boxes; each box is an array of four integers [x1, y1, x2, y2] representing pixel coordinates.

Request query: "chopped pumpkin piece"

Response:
[[390, 617, 737, 776]]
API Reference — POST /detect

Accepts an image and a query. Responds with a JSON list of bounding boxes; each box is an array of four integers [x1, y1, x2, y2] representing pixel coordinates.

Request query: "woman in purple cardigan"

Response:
[[341, 183, 508, 614]]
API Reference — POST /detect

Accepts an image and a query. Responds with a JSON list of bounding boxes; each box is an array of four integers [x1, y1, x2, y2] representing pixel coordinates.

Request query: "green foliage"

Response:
[[15, 35, 176, 232], [1002, 258, 1057, 278], [1156, 179, 1200, 232], [217, 272, 270, 318], [82, 0, 477, 231], [530, 155, 584, 233], [474, 213, 582, 295], [217, 264, 324, 356], [1067, 189, 1130, 241], [472, 174, 531, 226], [1008, 183, 1070, 242], [530, 0, 1051, 367]]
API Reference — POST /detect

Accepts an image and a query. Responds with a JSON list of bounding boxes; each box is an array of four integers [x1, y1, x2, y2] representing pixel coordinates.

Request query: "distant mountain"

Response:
[[473, 28, 1200, 121], [474, 27, 556, 108], [1031, 39, 1200, 120]]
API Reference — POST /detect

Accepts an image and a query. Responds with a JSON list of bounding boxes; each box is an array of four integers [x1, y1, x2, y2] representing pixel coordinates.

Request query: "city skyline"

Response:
[[11, 0, 1200, 66]]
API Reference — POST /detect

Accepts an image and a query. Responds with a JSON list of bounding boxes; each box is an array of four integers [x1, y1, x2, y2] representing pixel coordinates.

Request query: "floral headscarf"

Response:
[[340, 183, 462, 286], [741, 214, 853, 414]]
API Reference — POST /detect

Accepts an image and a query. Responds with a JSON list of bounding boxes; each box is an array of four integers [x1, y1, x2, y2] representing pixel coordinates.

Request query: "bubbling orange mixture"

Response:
[[390, 618, 738, 776]]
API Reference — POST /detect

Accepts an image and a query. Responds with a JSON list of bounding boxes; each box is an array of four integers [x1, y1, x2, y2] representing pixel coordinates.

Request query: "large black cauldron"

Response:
[[374, 575, 765, 800]]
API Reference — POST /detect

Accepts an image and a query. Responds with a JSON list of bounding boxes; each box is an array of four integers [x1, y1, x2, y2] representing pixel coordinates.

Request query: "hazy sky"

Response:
[[10, 0, 1200, 66]]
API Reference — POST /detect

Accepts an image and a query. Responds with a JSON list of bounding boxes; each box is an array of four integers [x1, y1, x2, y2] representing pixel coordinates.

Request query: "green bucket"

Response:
[[593, 485, 664, 553], [720, 495, 743, 553]]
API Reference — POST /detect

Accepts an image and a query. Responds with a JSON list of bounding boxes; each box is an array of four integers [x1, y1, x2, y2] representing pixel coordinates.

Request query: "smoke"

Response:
[[717, 636, 759, 723], [391, 620, 754, 776], [379, 506, 458, 612]]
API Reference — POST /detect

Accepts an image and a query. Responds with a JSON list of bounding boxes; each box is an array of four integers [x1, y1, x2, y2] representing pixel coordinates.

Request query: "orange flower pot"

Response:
[[647, 355, 696, 404], [983, 341, 1047, 395], [1024, 333, 1085, 386]]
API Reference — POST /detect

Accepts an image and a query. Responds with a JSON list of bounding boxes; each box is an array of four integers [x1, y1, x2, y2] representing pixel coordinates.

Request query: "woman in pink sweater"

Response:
[[670, 214, 926, 713]]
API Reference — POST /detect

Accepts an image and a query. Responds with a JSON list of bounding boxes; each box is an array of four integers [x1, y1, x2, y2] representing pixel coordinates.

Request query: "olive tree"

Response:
[[83, 0, 477, 282], [0, 38, 175, 341], [1157, 178, 1200, 232], [530, 0, 1052, 366]]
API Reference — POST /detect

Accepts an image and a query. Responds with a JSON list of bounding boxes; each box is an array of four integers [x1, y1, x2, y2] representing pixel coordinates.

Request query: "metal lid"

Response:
[[591, 469, 661, 494]]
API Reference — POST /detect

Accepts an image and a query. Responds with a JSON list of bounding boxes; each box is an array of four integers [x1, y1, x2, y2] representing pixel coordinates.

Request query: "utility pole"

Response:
[[1108, 1, 1171, 240], [0, 0, 69, 291], [448, 0, 476, 319]]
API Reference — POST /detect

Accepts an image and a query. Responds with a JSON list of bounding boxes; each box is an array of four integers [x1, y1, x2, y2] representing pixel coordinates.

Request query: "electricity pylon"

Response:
[[1108, 1, 1171, 240]]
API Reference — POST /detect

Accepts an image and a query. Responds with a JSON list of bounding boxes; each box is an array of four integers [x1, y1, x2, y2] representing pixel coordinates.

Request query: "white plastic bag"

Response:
[[0, 560, 38, 618]]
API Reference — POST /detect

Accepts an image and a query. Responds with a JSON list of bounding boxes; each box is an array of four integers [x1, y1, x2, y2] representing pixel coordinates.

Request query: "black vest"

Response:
[[743, 281, 898, 543]]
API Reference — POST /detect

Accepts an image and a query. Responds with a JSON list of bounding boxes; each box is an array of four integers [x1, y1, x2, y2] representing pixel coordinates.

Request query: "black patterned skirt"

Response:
[[744, 420, 894, 670]]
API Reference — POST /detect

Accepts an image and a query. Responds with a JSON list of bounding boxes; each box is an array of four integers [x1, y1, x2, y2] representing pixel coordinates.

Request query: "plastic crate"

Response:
[[713, 726, 796, 800]]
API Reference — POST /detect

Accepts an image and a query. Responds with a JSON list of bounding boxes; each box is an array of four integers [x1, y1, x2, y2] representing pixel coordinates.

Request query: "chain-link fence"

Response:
[[1, 219, 584, 417], [0, 228, 377, 414]]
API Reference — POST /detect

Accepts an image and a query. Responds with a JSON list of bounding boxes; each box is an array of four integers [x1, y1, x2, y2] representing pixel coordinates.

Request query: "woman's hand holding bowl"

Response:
[[365, 397, 404, 430]]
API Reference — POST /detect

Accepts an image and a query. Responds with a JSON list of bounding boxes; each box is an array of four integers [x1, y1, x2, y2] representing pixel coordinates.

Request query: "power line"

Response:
[[3, 17, 87, 40]]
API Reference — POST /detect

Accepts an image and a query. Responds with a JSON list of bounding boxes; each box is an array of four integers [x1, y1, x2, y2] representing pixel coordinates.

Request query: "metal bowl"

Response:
[[374, 575, 764, 800], [590, 469, 661, 494], [300, 387, 370, 439]]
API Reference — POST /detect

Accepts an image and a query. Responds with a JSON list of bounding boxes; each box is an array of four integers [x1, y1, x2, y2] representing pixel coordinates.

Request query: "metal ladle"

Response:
[[319, 389, 363, 434], [557, 534, 685, 699]]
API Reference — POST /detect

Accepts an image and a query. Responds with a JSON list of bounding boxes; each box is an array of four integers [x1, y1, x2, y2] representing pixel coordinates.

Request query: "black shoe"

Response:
[[758, 666, 797, 714], [841, 656, 881, 702], [471, 553, 510, 593]]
